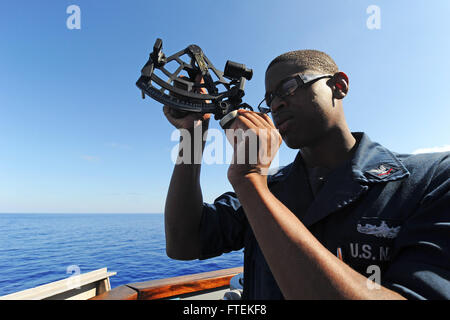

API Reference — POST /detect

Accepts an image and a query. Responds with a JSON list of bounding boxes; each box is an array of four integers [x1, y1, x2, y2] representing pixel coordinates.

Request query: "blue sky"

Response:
[[1, 0, 449, 213]]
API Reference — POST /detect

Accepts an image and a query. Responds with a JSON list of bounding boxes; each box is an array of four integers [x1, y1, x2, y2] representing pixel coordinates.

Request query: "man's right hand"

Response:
[[162, 75, 211, 131], [163, 105, 211, 131]]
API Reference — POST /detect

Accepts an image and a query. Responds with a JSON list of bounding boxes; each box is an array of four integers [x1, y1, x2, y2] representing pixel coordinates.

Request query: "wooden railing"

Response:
[[0, 268, 116, 300], [91, 266, 243, 300]]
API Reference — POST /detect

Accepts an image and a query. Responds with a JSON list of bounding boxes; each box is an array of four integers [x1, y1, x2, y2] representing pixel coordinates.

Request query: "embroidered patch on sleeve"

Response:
[[366, 164, 398, 179]]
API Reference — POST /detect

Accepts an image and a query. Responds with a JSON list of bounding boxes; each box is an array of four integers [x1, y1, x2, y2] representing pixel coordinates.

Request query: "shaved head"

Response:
[[266, 50, 339, 75]]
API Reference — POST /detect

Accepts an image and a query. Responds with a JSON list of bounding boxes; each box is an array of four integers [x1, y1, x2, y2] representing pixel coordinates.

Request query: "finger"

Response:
[[248, 111, 276, 129], [239, 110, 272, 130], [163, 105, 172, 116], [163, 105, 182, 118], [194, 74, 204, 83], [246, 112, 272, 129], [239, 112, 281, 149], [193, 74, 208, 94], [235, 113, 258, 130], [259, 112, 277, 128]]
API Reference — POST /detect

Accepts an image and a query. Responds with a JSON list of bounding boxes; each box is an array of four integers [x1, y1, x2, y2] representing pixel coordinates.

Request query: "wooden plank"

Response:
[[46, 282, 97, 300], [89, 285, 138, 300], [127, 267, 243, 300], [0, 268, 116, 300], [96, 278, 111, 295]]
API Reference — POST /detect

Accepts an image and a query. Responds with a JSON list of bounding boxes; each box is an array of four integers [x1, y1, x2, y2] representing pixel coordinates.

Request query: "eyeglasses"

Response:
[[257, 73, 333, 114]]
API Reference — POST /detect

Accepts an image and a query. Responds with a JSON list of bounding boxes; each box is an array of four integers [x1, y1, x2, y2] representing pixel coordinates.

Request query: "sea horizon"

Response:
[[0, 213, 244, 296]]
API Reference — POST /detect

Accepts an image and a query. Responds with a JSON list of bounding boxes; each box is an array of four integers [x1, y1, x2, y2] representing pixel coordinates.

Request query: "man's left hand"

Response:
[[225, 109, 282, 187]]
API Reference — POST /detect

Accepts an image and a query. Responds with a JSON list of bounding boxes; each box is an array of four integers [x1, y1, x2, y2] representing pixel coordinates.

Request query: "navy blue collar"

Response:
[[267, 132, 410, 226], [269, 132, 410, 185], [350, 132, 410, 183]]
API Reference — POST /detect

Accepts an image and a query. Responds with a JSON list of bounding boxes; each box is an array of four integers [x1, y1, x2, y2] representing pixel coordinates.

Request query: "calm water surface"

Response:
[[0, 214, 243, 296]]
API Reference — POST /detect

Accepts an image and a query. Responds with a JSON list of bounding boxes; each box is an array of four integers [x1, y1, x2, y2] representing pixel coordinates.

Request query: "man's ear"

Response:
[[332, 72, 349, 99]]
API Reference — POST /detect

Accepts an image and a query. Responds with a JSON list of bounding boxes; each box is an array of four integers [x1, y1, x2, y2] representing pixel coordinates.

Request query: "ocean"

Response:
[[0, 213, 243, 297]]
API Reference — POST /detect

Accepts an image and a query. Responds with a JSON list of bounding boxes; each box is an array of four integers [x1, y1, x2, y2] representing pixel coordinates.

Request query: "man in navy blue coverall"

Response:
[[163, 49, 449, 300]]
